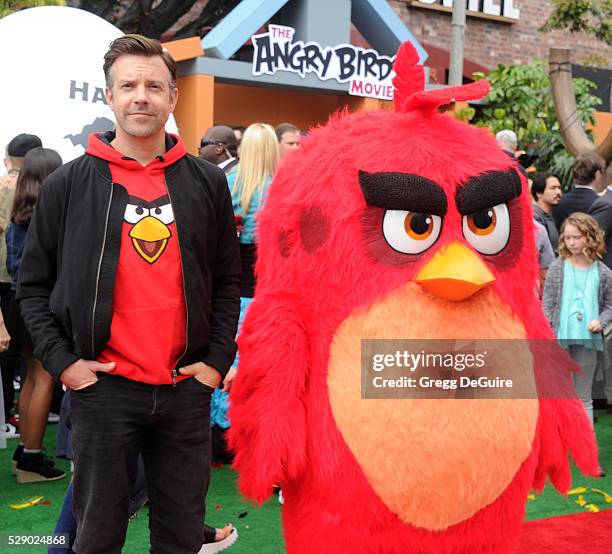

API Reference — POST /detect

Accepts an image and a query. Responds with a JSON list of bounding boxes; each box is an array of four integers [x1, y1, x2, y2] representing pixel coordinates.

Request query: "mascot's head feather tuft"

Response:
[[392, 42, 490, 113], [391, 42, 425, 110]]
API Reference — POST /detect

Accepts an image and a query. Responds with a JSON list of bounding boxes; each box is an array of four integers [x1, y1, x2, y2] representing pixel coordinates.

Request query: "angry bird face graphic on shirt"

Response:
[[124, 194, 174, 264]]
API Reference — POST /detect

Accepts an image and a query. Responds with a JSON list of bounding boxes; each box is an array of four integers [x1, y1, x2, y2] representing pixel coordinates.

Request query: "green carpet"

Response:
[[0, 412, 610, 553], [525, 410, 612, 521]]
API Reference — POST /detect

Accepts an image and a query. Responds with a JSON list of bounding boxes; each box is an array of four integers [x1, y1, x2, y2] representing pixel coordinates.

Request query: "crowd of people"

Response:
[[0, 32, 609, 554], [0, 135, 66, 483], [497, 129, 612, 437], [198, 121, 298, 467]]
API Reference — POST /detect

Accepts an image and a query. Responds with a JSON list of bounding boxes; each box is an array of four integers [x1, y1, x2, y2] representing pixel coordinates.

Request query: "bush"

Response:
[[469, 61, 601, 189]]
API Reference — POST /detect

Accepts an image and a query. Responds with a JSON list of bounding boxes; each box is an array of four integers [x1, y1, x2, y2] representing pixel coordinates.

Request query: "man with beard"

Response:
[[17, 35, 241, 553], [531, 172, 562, 251]]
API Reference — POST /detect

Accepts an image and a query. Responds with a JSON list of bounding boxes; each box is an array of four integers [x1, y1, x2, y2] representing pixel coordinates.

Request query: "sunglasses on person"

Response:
[[200, 139, 224, 148]]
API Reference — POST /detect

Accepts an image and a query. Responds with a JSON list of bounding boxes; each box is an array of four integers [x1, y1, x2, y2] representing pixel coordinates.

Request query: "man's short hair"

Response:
[[7, 133, 42, 158], [275, 123, 299, 142], [495, 129, 517, 147], [573, 151, 605, 187], [202, 125, 238, 157], [103, 34, 177, 89]]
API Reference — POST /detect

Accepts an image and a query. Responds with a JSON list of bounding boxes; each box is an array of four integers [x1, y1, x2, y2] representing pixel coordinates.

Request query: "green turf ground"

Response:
[[0, 411, 610, 553]]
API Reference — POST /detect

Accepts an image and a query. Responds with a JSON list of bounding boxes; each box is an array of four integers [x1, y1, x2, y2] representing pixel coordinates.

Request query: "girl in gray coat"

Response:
[[543, 212, 612, 424]]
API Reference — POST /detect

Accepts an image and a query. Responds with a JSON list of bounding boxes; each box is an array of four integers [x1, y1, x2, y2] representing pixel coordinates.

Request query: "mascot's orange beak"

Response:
[[415, 242, 495, 301]]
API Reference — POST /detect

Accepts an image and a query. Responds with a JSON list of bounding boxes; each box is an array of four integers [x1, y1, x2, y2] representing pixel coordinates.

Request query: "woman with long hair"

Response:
[[229, 122, 278, 294], [210, 123, 279, 464], [7, 147, 65, 483]]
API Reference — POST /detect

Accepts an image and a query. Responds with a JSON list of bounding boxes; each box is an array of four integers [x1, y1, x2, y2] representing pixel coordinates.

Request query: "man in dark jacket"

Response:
[[553, 151, 606, 230], [531, 172, 562, 251], [588, 164, 612, 414], [17, 35, 241, 554], [589, 164, 612, 268]]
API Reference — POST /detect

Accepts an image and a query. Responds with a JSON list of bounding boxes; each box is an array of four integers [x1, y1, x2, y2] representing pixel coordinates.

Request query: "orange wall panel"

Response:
[[161, 37, 204, 62], [174, 74, 214, 155], [175, 77, 395, 151], [212, 83, 389, 131], [593, 111, 612, 147], [213, 83, 337, 130]]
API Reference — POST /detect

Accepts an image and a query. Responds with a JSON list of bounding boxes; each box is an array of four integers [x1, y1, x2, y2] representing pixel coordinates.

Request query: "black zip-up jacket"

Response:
[[17, 134, 241, 381]]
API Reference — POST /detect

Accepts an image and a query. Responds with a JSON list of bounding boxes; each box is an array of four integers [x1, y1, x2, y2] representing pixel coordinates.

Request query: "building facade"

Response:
[[170, 0, 611, 152], [386, 0, 611, 79]]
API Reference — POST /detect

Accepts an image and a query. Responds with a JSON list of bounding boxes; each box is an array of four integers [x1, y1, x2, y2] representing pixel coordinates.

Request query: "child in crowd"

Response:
[[543, 212, 612, 425], [6, 147, 64, 482]]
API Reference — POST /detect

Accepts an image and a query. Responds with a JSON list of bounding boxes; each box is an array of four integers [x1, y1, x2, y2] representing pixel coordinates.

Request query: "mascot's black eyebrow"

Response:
[[127, 194, 170, 209], [455, 170, 521, 215], [358, 171, 448, 216]]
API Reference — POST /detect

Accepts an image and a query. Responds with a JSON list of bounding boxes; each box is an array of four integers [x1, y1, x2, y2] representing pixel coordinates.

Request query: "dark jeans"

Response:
[[239, 243, 256, 298], [70, 373, 212, 554], [0, 285, 21, 420], [49, 482, 77, 554], [48, 457, 149, 554], [211, 425, 234, 465]]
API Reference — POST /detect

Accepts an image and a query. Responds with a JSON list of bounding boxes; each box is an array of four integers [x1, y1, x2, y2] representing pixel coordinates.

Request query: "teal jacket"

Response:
[[227, 168, 272, 244]]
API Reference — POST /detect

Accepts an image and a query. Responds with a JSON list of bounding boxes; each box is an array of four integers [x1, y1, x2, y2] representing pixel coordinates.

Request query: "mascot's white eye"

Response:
[[124, 204, 149, 224], [151, 204, 174, 225], [462, 203, 510, 255], [382, 210, 442, 254]]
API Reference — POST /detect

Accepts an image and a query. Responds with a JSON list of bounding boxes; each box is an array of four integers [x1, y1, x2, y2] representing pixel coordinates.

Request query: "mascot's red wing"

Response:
[[534, 398, 600, 492], [526, 310, 600, 490], [228, 294, 308, 502]]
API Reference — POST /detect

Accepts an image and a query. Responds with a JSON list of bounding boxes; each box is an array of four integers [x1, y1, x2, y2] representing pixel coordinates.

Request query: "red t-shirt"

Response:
[[87, 133, 187, 385]]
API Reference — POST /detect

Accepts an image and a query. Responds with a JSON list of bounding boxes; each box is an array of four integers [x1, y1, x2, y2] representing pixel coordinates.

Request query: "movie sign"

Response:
[[252, 25, 396, 101]]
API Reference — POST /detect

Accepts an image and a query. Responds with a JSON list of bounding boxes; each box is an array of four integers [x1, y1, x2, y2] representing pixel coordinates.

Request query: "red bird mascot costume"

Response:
[[229, 43, 599, 553]]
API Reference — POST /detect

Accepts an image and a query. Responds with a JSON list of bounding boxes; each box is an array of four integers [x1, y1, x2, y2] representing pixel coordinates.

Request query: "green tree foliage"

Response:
[[0, 0, 65, 18], [0, 1, 241, 39], [540, 0, 612, 46], [70, 0, 241, 40], [471, 62, 601, 188]]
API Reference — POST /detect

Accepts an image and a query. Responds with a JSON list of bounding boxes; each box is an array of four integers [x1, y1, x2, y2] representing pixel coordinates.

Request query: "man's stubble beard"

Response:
[[119, 117, 164, 139]]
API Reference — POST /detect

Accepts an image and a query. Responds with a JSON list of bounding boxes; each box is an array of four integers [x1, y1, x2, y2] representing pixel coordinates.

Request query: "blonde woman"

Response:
[[543, 212, 612, 427], [211, 123, 279, 465], [228, 122, 278, 294]]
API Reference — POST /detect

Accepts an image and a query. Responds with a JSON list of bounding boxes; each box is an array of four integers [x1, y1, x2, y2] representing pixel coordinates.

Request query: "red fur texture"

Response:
[[228, 43, 599, 553]]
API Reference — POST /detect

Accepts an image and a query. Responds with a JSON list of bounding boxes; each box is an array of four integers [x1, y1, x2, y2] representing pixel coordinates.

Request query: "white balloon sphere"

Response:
[[0, 6, 178, 164]]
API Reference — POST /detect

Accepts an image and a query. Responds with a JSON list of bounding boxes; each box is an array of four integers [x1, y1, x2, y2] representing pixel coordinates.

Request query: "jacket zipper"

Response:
[[165, 177, 189, 388], [91, 184, 113, 356]]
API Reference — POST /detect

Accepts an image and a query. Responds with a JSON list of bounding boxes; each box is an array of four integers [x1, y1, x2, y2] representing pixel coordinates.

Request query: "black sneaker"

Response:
[[12, 446, 53, 475], [11, 444, 24, 476], [16, 452, 65, 483]]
